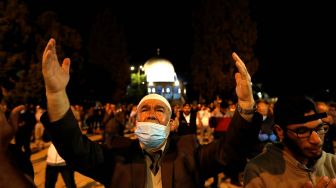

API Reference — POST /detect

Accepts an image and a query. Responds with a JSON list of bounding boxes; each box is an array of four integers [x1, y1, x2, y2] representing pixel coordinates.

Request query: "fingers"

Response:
[[0, 105, 25, 148], [232, 52, 243, 62], [9, 105, 25, 133], [232, 52, 247, 72], [43, 38, 55, 59], [43, 38, 69, 70], [301, 181, 313, 188], [327, 179, 336, 188], [42, 38, 59, 69], [234, 71, 242, 86], [42, 39, 55, 71], [316, 176, 330, 188], [302, 177, 336, 188], [62, 58, 71, 74], [232, 52, 254, 107], [232, 52, 250, 81]]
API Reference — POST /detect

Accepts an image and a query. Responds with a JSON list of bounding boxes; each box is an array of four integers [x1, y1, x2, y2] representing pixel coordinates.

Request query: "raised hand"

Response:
[[232, 52, 255, 117], [42, 38, 71, 94], [42, 38, 71, 121]]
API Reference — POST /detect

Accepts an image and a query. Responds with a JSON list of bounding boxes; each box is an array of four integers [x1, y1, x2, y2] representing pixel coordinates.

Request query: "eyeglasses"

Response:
[[286, 123, 330, 139]]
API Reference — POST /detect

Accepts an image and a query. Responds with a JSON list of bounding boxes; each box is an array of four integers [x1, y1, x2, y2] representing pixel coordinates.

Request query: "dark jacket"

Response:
[[177, 110, 198, 136], [41, 109, 260, 188]]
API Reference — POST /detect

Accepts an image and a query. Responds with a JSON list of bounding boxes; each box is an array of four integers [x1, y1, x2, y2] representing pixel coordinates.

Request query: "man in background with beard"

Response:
[[244, 95, 336, 188]]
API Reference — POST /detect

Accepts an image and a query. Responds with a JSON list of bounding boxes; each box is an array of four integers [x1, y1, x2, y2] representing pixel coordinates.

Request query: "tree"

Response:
[[0, 0, 84, 106], [87, 8, 130, 103], [191, 0, 259, 102]]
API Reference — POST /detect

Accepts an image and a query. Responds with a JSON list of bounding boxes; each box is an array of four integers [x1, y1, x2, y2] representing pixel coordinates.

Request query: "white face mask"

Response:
[[135, 122, 170, 149]]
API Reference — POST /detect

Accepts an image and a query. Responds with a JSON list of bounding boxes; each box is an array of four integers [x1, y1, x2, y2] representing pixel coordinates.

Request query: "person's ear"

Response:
[[273, 124, 284, 142]]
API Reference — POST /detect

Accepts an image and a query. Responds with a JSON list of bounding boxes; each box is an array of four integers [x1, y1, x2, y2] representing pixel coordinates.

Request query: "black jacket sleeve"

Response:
[[40, 109, 112, 185], [197, 111, 261, 179]]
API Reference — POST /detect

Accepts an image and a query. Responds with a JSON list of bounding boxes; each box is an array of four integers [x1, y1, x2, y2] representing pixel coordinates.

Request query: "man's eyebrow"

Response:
[[155, 105, 166, 110], [139, 104, 166, 110], [140, 104, 150, 109]]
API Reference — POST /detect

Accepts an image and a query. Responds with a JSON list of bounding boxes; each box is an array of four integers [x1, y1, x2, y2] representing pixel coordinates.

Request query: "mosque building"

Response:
[[129, 49, 186, 104]]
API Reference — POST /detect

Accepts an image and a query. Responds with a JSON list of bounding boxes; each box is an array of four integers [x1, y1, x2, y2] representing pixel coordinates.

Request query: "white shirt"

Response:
[[183, 113, 191, 124]]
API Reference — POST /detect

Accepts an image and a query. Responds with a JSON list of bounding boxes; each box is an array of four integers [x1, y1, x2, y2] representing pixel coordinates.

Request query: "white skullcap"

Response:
[[137, 94, 171, 112]]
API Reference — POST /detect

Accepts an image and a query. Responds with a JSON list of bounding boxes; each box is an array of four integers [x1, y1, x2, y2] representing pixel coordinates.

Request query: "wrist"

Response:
[[46, 91, 70, 122], [236, 103, 256, 115]]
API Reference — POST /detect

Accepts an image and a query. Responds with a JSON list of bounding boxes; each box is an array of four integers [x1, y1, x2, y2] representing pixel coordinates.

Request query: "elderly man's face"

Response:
[[136, 99, 171, 126]]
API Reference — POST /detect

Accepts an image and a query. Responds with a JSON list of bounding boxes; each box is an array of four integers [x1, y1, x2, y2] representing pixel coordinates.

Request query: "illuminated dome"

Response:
[[144, 57, 177, 82]]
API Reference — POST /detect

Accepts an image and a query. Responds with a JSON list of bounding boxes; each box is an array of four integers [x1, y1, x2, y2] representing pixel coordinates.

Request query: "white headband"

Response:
[[137, 94, 171, 112]]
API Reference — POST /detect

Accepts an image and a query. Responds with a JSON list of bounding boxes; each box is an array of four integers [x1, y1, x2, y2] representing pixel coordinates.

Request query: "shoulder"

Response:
[[106, 136, 138, 149], [318, 151, 336, 165], [169, 134, 199, 151], [246, 144, 287, 175], [171, 134, 197, 142], [104, 137, 142, 160]]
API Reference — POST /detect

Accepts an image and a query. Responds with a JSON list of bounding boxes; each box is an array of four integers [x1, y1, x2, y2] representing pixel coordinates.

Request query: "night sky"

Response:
[[29, 0, 336, 99], [31, 0, 191, 63], [251, 1, 336, 98]]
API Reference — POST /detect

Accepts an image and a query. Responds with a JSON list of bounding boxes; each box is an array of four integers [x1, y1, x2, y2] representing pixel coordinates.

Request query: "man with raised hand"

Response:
[[41, 38, 259, 188]]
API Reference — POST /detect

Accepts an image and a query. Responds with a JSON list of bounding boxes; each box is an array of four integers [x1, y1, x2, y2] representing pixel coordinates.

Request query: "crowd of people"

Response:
[[1, 38, 336, 188]]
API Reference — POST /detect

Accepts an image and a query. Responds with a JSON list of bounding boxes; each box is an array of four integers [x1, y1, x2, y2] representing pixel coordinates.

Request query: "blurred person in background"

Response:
[[15, 103, 36, 160], [254, 99, 276, 156], [316, 101, 336, 154]]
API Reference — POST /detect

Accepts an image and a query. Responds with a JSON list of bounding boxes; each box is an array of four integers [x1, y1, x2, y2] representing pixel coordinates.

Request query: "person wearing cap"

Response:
[[244, 96, 336, 188], [38, 38, 260, 188]]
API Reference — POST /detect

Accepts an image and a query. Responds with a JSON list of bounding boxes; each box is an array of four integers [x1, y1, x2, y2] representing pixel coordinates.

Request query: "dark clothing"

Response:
[[259, 115, 274, 135], [15, 110, 36, 159], [8, 144, 34, 180], [103, 111, 127, 147], [252, 115, 276, 158], [210, 117, 245, 188], [43, 131, 76, 188], [323, 124, 336, 154], [177, 111, 198, 135], [41, 109, 260, 188], [45, 165, 76, 188]]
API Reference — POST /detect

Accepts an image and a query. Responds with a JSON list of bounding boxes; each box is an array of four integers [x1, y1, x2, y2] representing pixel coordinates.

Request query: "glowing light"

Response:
[[144, 58, 177, 82]]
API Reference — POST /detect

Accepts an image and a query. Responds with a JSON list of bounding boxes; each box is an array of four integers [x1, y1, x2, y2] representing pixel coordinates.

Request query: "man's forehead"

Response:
[[139, 99, 168, 109], [137, 94, 171, 112]]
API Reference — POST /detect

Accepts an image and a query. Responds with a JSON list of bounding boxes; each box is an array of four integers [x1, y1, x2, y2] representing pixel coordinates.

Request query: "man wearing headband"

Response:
[[39, 38, 260, 188], [244, 96, 336, 187]]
